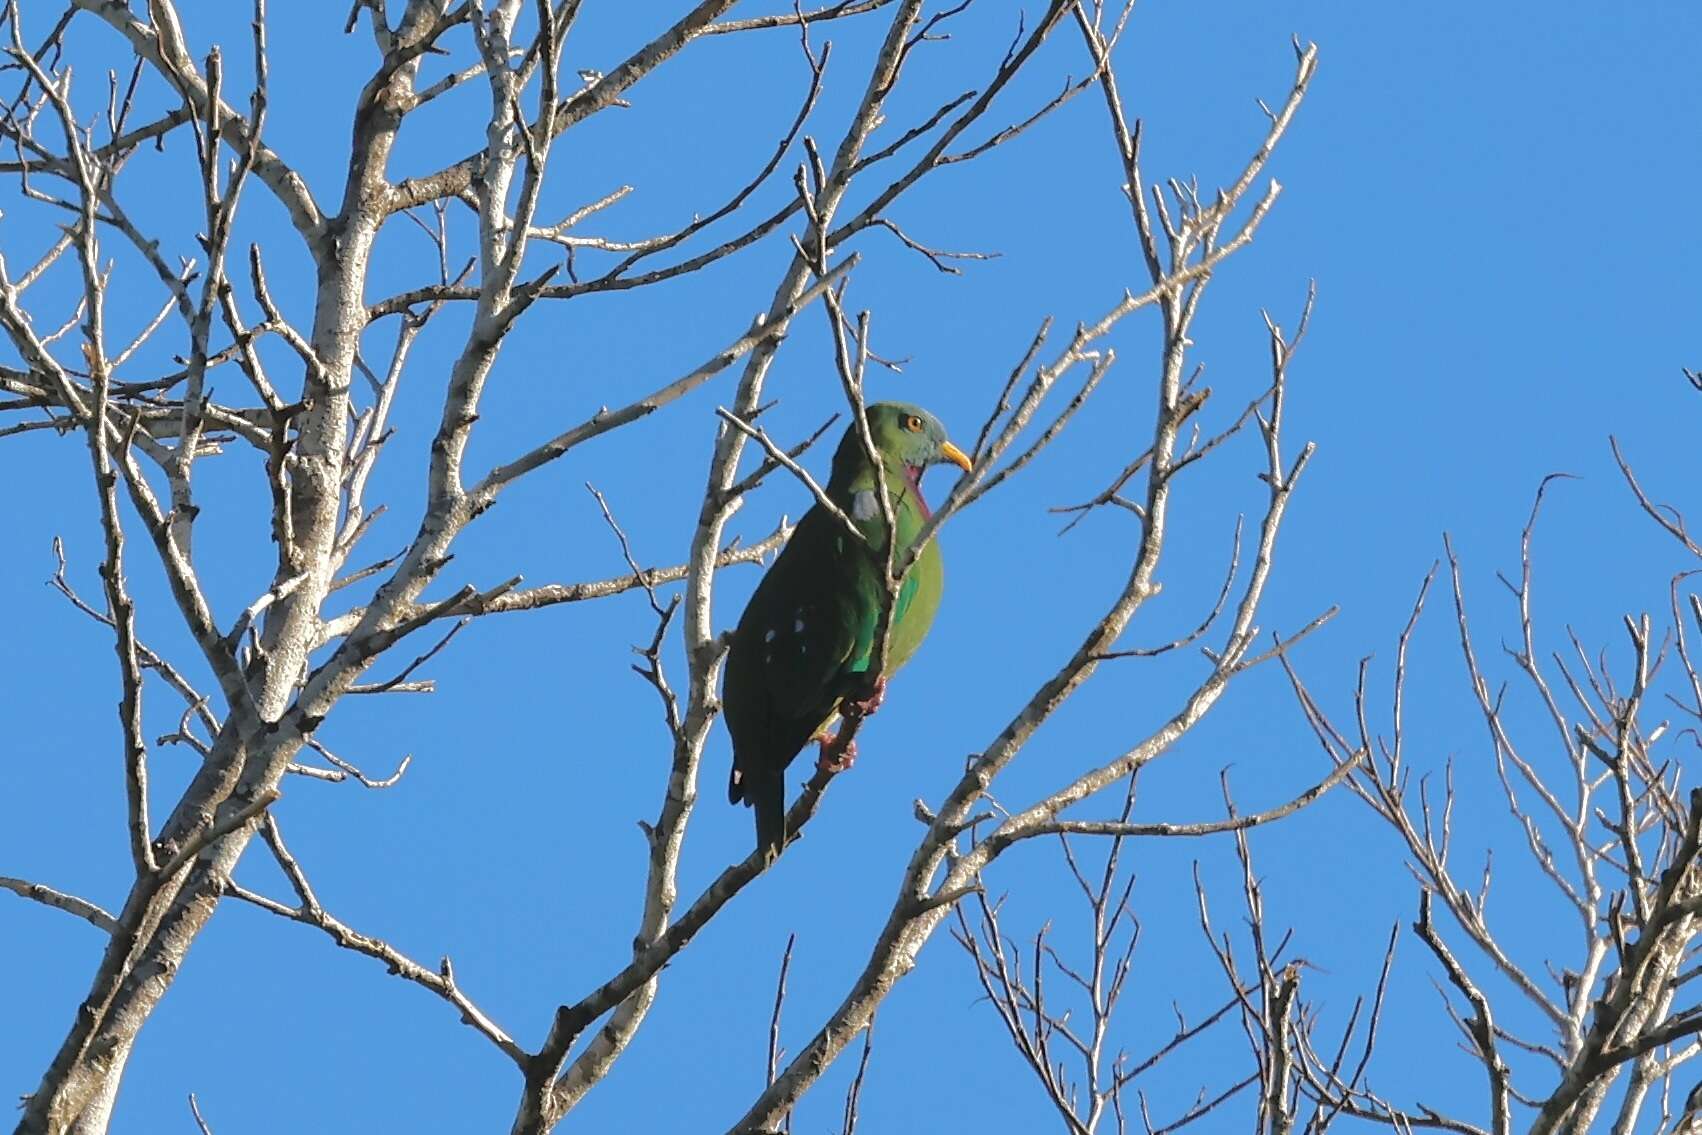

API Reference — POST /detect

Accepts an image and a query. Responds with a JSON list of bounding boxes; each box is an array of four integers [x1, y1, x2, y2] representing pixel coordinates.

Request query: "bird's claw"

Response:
[[845, 676, 887, 718], [814, 731, 858, 774]]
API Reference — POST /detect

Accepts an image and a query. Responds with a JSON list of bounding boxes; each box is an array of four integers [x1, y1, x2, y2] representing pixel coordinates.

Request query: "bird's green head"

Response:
[[830, 402, 972, 490]]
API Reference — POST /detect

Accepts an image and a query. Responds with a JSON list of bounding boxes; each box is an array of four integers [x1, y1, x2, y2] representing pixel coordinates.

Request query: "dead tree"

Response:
[[1275, 441, 1702, 1133], [0, 2, 1324, 1132]]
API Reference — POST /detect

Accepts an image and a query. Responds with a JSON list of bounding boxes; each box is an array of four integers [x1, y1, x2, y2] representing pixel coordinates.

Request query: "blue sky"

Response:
[[4, 2, 1701, 1131]]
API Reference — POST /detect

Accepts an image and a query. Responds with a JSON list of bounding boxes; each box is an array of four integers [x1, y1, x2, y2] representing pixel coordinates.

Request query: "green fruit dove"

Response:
[[724, 402, 973, 860]]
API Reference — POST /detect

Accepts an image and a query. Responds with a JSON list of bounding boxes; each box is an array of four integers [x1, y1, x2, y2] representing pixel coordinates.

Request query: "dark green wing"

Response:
[[724, 505, 866, 855]]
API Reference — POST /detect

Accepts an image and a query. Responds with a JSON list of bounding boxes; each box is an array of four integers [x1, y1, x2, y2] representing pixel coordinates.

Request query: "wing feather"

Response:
[[725, 506, 867, 801]]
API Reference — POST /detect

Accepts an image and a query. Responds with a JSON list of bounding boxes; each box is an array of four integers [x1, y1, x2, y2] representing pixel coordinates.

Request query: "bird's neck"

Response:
[[900, 463, 931, 519], [834, 457, 927, 515]]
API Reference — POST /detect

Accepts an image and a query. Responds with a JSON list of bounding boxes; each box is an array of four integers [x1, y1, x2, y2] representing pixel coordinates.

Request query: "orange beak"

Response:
[[939, 439, 973, 473]]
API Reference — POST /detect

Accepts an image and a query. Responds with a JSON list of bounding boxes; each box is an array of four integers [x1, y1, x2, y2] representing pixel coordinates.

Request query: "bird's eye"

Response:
[[904, 415, 923, 432]]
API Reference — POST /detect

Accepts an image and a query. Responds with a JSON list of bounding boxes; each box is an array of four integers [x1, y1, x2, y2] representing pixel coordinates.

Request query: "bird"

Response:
[[723, 401, 973, 861]]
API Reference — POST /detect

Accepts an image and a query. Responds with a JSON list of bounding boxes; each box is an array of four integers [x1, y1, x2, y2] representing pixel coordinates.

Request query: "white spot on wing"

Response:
[[851, 489, 878, 521], [794, 617, 805, 632], [764, 629, 777, 643]]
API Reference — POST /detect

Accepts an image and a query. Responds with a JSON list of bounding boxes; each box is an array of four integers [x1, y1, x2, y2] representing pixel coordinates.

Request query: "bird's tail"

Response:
[[753, 778, 786, 863], [730, 763, 787, 862]]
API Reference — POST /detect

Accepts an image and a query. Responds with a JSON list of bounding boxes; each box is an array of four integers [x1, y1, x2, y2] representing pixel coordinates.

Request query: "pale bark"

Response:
[[1, 3, 1344, 1133]]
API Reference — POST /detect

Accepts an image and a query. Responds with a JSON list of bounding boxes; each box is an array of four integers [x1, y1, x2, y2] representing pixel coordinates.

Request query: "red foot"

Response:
[[845, 676, 888, 718], [814, 731, 858, 774]]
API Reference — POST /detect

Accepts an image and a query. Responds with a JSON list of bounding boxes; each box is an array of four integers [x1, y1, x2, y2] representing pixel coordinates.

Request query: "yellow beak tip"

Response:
[[940, 440, 973, 474]]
